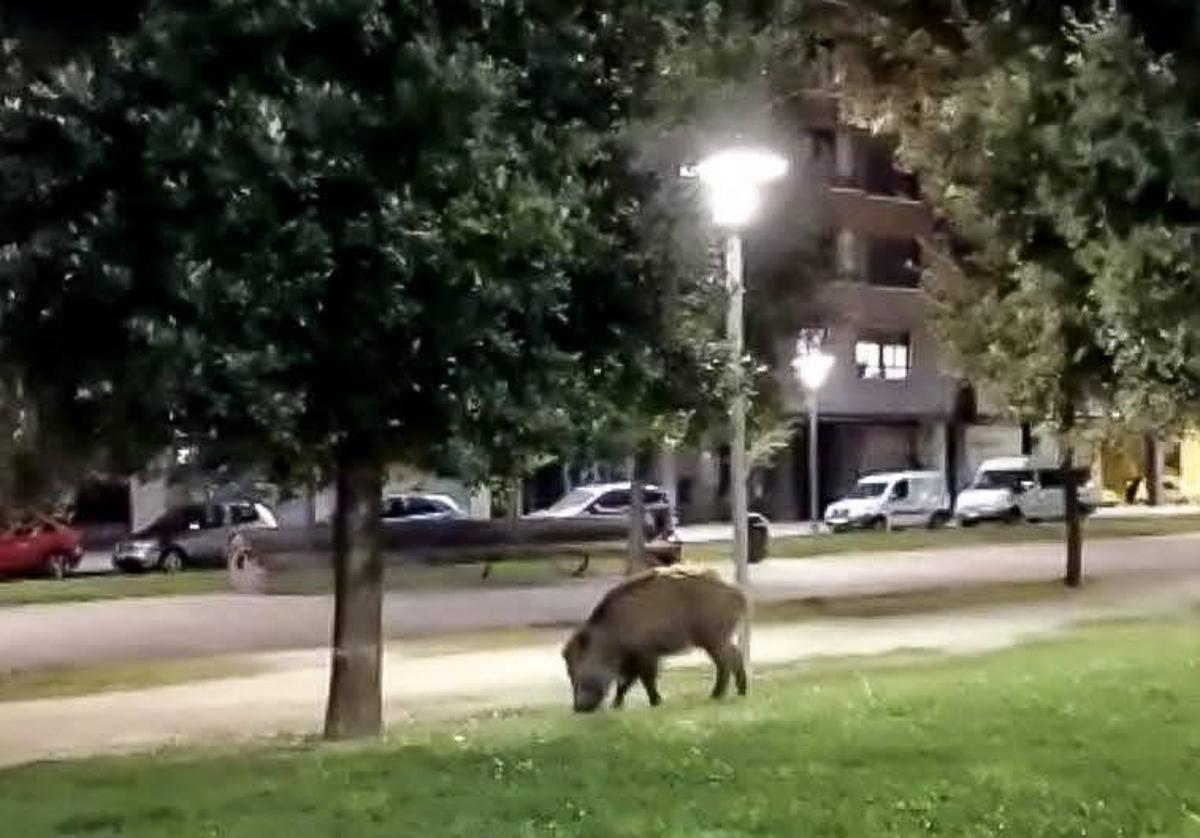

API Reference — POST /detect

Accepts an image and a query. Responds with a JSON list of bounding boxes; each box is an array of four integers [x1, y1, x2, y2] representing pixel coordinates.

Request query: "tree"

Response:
[[866, 9, 1200, 585], [658, 2, 1200, 585], [0, 0, 717, 737]]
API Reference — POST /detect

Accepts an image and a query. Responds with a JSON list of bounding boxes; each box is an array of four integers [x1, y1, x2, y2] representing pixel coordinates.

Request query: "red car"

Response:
[[0, 517, 84, 579]]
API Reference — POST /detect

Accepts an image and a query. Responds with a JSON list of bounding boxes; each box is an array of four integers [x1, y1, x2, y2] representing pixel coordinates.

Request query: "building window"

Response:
[[837, 229, 862, 278], [865, 238, 922, 289], [834, 130, 856, 181], [855, 334, 911, 380]]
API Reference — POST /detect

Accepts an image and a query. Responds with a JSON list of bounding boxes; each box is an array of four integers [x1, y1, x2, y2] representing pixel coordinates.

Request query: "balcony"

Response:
[[829, 188, 933, 239]]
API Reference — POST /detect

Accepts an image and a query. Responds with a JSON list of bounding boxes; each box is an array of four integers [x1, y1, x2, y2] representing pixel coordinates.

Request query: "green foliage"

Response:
[[906, 10, 1200, 434], [0, 0, 725, 488], [681, 1, 1200, 438]]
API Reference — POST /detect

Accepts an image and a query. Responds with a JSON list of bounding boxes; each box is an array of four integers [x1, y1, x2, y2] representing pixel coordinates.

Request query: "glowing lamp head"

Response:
[[690, 147, 789, 228], [792, 350, 835, 392]]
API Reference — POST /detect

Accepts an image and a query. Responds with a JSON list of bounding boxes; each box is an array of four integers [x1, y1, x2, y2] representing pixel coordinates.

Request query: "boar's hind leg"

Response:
[[704, 643, 731, 699], [728, 643, 747, 696], [706, 642, 747, 699]]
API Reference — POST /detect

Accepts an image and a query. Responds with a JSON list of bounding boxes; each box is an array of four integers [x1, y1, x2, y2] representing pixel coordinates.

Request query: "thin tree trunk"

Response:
[[323, 451, 384, 740], [1144, 434, 1163, 507], [508, 477, 522, 522], [302, 480, 318, 529], [627, 457, 646, 576], [1060, 404, 1083, 588]]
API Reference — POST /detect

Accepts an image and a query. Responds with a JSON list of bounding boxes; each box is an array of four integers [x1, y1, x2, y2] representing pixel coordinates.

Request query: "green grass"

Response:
[[0, 570, 229, 607], [4, 618, 1200, 836], [0, 657, 257, 703]]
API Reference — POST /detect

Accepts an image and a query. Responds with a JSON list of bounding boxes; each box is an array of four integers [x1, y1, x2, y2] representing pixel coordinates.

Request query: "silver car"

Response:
[[526, 482, 675, 536], [113, 501, 278, 573], [381, 493, 464, 522]]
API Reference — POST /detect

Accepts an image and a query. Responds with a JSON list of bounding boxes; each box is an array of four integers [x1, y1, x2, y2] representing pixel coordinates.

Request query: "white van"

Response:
[[955, 456, 1099, 525], [824, 471, 950, 532]]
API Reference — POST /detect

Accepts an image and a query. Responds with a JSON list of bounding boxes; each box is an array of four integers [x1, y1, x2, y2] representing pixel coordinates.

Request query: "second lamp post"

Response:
[[792, 348, 835, 533]]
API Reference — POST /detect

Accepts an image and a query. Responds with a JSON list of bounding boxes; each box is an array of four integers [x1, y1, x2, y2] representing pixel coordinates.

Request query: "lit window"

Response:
[[854, 334, 910, 380]]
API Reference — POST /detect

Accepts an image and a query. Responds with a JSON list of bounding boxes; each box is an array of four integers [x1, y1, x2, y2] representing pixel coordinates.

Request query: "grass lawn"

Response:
[[0, 656, 257, 704], [0, 570, 229, 608], [4, 618, 1200, 836]]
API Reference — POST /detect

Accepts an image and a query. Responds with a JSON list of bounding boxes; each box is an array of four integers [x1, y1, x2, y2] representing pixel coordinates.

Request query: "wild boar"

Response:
[[562, 565, 748, 712]]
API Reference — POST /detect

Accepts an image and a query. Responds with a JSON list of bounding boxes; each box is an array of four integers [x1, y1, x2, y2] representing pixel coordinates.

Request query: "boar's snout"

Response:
[[573, 682, 606, 713]]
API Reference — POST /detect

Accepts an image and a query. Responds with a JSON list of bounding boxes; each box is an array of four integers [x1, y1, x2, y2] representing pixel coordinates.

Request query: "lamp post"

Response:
[[792, 349, 834, 533], [685, 147, 788, 658]]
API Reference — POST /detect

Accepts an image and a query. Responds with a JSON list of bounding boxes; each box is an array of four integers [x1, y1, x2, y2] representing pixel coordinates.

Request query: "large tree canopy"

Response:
[[0, 0, 723, 736]]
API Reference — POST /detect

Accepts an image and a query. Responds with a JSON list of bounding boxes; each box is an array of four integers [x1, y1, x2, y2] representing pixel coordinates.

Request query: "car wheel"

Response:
[[927, 512, 950, 530], [44, 552, 72, 580], [959, 518, 978, 528], [159, 547, 187, 574], [866, 516, 888, 532], [1004, 507, 1024, 525]]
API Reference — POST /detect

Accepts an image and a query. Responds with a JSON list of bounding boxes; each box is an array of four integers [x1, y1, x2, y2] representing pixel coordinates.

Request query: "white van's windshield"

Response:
[[974, 469, 1033, 490], [846, 481, 890, 499]]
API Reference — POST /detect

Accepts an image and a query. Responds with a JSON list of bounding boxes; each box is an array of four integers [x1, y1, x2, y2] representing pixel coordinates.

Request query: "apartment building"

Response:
[[666, 106, 1045, 523]]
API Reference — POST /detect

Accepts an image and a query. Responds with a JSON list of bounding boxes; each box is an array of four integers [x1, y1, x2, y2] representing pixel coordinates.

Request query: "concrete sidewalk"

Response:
[[1092, 503, 1200, 518], [2, 570, 1199, 768]]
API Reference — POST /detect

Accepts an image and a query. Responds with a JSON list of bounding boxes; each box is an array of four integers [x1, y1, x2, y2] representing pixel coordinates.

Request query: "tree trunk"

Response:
[[657, 446, 679, 528], [1060, 408, 1083, 588], [323, 452, 384, 740], [302, 481, 318, 529], [627, 471, 647, 576], [508, 477, 522, 522], [1144, 434, 1163, 507]]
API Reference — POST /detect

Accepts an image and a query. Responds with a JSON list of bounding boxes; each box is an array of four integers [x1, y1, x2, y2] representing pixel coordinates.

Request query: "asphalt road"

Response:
[[4, 532, 1200, 673]]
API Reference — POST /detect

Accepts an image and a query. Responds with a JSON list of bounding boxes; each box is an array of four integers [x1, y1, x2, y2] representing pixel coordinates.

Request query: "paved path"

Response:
[[3, 533, 1200, 672], [2, 570, 1199, 768]]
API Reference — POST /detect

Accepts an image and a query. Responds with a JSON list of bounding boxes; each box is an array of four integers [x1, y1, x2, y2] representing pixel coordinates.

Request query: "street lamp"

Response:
[[685, 146, 788, 659], [791, 348, 835, 532]]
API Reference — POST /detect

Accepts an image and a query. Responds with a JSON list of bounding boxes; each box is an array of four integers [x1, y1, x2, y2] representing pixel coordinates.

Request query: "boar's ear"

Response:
[[563, 629, 588, 659]]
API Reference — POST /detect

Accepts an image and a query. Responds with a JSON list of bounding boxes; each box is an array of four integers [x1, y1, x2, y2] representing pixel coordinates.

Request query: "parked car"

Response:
[[112, 500, 278, 573], [381, 493, 464, 522], [955, 457, 1099, 526], [0, 516, 83, 579], [527, 482, 674, 536], [824, 471, 950, 532]]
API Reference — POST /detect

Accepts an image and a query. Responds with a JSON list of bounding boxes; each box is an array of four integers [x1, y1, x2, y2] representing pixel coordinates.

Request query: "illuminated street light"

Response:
[[684, 146, 788, 659], [791, 348, 835, 533]]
